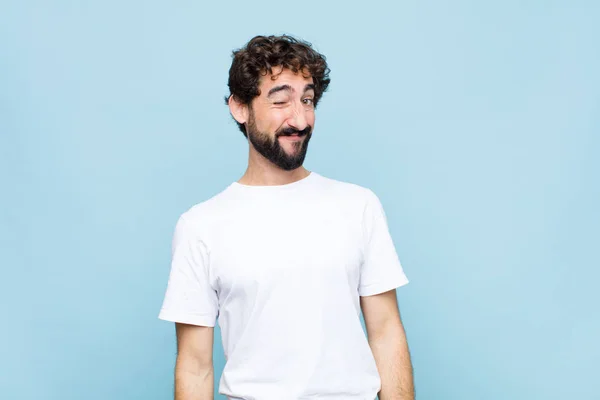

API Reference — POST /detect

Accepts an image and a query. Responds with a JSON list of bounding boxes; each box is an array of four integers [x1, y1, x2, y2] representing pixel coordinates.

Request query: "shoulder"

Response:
[[176, 184, 238, 234], [314, 173, 380, 208]]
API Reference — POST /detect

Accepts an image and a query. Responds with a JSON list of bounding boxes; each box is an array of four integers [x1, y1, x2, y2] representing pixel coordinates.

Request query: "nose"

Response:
[[287, 101, 309, 131]]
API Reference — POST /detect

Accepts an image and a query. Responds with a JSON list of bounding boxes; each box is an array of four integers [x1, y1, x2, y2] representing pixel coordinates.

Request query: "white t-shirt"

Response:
[[159, 172, 409, 400]]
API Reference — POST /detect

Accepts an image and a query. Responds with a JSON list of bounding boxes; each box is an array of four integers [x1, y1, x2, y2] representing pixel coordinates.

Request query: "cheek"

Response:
[[306, 111, 315, 126], [254, 109, 282, 133], [268, 110, 290, 131]]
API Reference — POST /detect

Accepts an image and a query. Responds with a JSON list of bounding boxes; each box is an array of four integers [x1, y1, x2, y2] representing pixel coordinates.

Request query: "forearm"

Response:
[[369, 322, 414, 400], [174, 356, 214, 400]]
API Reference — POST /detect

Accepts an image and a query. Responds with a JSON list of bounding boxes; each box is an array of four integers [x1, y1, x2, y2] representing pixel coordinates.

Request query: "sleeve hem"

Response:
[[158, 310, 216, 327], [359, 275, 409, 297]]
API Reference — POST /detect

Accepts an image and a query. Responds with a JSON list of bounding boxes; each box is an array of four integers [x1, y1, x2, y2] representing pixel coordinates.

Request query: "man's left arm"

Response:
[[361, 289, 415, 400]]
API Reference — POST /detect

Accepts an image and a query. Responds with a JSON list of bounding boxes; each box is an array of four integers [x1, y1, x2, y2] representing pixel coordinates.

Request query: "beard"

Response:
[[246, 112, 312, 171]]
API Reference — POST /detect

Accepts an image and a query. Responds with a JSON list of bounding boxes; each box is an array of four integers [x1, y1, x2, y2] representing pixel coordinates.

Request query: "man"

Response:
[[159, 35, 415, 400]]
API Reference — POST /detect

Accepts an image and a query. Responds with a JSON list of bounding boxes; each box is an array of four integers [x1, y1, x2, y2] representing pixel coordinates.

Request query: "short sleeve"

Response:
[[358, 190, 409, 297], [158, 215, 218, 327]]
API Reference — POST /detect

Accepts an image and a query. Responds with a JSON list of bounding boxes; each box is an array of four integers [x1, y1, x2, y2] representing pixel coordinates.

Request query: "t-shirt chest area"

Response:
[[210, 206, 363, 294]]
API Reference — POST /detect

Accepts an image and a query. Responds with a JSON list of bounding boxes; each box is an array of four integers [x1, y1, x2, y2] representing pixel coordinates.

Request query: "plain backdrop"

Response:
[[1, 1, 598, 399]]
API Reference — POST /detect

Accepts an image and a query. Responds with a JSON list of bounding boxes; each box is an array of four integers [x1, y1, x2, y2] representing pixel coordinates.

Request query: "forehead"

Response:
[[258, 67, 314, 92]]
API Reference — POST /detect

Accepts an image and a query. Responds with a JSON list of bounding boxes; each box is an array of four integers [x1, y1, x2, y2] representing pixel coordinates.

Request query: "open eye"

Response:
[[303, 98, 314, 106]]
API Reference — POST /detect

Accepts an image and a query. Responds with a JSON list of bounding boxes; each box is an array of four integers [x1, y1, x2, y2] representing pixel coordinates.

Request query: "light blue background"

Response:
[[1, 1, 598, 399]]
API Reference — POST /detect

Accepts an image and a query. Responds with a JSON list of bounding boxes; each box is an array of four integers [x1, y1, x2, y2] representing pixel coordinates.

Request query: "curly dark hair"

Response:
[[225, 34, 331, 136]]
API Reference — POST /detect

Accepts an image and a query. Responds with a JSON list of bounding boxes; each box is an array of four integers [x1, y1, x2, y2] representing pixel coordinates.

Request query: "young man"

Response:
[[159, 35, 415, 400]]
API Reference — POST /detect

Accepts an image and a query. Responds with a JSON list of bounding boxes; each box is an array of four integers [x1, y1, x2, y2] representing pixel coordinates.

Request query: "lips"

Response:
[[279, 132, 305, 138], [279, 134, 304, 141]]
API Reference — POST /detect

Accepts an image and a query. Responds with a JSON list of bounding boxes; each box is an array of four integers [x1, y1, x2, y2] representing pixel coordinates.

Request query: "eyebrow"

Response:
[[267, 83, 316, 98]]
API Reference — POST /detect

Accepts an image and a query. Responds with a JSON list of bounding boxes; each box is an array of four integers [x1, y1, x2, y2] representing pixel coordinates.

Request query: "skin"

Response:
[[361, 290, 415, 400], [174, 67, 414, 400], [174, 324, 214, 399], [229, 66, 315, 186]]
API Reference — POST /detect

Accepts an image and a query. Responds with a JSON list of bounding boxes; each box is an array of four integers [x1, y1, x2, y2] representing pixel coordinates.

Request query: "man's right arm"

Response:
[[174, 323, 215, 400]]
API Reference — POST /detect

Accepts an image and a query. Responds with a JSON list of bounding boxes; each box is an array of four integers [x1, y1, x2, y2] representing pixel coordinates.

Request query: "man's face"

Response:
[[245, 67, 316, 171]]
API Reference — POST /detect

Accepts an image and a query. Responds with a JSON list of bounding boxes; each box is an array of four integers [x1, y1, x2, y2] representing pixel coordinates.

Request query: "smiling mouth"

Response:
[[279, 135, 304, 141], [280, 132, 306, 138]]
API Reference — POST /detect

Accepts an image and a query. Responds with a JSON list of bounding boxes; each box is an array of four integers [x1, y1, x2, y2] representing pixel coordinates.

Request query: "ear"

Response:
[[228, 95, 249, 125]]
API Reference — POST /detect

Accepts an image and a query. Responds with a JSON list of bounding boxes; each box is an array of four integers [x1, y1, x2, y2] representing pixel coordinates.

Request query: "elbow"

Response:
[[175, 352, 213, 377]]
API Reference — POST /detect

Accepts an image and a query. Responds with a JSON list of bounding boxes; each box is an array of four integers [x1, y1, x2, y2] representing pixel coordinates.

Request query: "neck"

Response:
[[238, 147, 310, 186]]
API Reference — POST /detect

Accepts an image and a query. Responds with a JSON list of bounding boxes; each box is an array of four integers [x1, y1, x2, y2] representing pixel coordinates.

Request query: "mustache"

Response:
[[276, 126, 312, 137]]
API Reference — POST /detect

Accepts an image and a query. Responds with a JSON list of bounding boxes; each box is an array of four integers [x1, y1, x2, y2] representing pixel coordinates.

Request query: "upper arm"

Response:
[[159, 215, 219, 327], [175, 322, 214, 368], [360, 289, 403, 339], [358, 190, 409, 297]]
